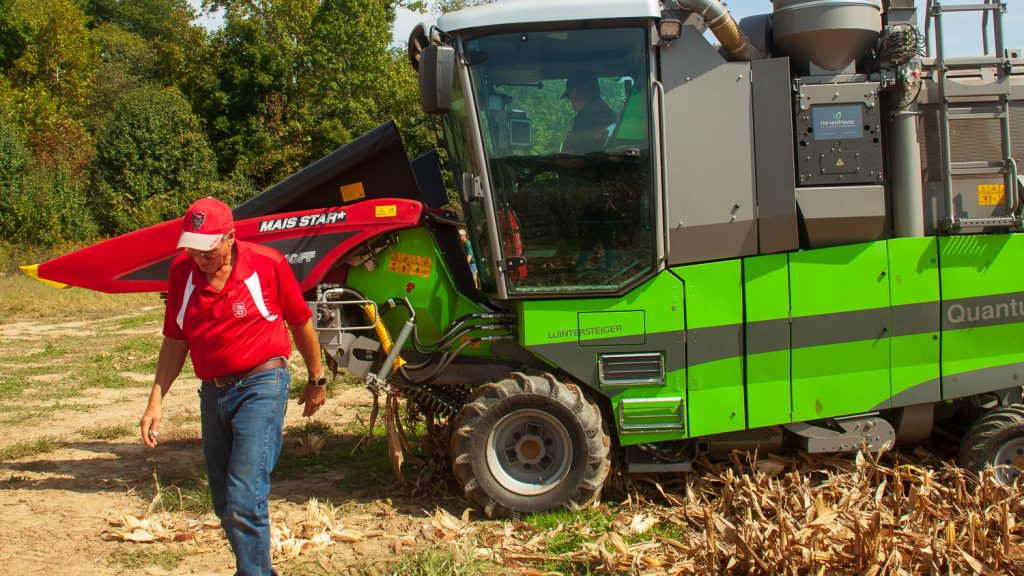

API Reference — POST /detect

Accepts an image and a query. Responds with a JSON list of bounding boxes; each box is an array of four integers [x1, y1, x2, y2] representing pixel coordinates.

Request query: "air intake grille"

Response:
[[598, 352, 665, 388], [919, 101, 1024, 181]]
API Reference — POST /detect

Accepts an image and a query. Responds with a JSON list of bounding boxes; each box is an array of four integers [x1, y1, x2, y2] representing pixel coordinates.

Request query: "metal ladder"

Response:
[[925, 0, 1019, 229]]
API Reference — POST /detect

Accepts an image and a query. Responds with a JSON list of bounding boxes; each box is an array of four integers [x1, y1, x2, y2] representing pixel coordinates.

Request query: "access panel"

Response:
[[673, 260, 746, 436], [939, 234, 1024, 399], [790, 241, 891, 420], [744, 253, 792, 428]]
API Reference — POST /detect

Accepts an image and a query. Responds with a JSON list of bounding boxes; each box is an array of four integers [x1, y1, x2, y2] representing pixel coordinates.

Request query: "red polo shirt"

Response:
[[162, 240, 312, 380]]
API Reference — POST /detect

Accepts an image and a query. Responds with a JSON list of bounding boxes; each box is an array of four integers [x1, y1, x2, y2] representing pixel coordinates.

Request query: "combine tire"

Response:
[[959, 403, 1024, 485], [450, 372, 610, 517]]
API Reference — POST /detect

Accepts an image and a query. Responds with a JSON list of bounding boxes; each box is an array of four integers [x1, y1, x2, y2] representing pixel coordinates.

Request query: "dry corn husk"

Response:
[[108, 498, 404, 562], [419, 449, 1024, 575]]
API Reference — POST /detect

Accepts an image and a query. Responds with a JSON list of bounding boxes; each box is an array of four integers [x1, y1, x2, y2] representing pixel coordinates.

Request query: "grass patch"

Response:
[[81, 423, 134, 440], [0, 436, 63, 460], [520, 506, 618, 574], [23, 342, 68, 361], [153, 468, 213, 515], [109, 547, 187, 571], [106, 338, 162, 373], [274, 418, 410, 492], [0, 274, 155, 323], [111, 313, 160, 330], [353, 546, 500, 576], [168, 409, 200, 426]]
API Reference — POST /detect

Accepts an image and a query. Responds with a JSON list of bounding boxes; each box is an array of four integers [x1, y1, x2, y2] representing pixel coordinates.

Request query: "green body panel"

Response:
[[346, 227, 492, 356], [356, 226, 1024, 445], [789, 242, 891, 420], [743, 254, 792, 428], [670, 260, 746, 436], [939, 234, 1024, 398], [519, 272, 686, 446], [518, 272, 683, 345], [888, 238, 940, 407]]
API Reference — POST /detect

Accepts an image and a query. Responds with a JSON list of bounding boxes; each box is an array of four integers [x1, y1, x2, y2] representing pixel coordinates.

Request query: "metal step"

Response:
[[941, 55, 1009, 68], [933, 3, 1004, 13], [956, 216, 1019, 228], [942, 77, 1011, 98], [950, 161, 1009, 176], [947, 109, 1006, 121], [783, 415, 895, 453]]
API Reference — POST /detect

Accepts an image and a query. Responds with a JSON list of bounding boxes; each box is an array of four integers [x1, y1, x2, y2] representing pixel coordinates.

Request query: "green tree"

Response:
[[87, 23, 156, 132], [207, 0, 431, 189], [92, 85, 217, 235], [0, 85, 97, 245], [83, 0, 211, 98], [6, 0, 96, 113]]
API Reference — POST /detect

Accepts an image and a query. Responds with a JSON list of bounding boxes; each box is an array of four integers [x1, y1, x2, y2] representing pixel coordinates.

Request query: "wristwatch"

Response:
[[308, 375, 328, 388]]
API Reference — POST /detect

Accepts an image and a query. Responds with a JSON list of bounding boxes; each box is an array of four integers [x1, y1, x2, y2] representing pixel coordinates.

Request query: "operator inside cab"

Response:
[[561, 73, 616, 155]]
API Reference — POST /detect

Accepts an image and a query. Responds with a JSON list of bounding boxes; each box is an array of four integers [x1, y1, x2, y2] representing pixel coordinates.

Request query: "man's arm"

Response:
[[291, 318, 326, 417], [140, 337, 189, 448]]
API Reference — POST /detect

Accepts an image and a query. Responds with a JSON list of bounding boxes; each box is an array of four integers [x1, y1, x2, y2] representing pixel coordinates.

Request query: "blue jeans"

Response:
[[201, 366, 289, 576]]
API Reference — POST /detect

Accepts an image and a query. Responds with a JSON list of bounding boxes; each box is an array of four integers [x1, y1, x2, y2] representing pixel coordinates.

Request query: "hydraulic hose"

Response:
[[674, 0, 765, 61]]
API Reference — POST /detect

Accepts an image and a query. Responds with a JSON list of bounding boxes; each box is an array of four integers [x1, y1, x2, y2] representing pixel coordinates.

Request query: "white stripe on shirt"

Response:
[[244, 271, 279, 322]]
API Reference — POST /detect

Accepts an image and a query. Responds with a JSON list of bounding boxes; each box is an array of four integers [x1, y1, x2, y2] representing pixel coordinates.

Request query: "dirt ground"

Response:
[[0, 309, 455, 575]]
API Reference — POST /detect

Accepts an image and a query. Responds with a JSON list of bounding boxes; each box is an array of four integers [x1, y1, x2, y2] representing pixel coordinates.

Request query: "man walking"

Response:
[[140, 197, 327, 576]]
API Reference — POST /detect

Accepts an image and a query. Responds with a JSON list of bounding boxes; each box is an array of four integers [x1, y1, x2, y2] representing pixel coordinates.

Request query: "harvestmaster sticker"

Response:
[[258, 211, 346, 233]]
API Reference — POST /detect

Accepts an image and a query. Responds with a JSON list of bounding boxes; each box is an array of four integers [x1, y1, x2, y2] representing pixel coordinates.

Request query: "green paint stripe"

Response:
[[533, 293, 1024, 373]]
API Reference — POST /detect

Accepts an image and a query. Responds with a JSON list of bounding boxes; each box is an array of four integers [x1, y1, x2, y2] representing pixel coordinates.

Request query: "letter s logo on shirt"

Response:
[[232, 303, 247, 318]]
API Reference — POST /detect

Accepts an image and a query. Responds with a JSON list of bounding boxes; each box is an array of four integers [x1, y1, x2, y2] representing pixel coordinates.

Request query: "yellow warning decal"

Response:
[[978, 183, 1005, 206], [835, 158, 845, 167], [340, 182, 366, 202], [375, 205, 397, 218], [388, 252, 432, 278]]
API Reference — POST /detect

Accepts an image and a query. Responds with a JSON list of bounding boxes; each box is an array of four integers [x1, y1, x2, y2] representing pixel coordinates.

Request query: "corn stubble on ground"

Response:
[[444, 449, 1024, 575]]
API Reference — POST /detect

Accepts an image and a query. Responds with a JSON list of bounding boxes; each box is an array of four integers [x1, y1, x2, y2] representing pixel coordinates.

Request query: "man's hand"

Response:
[[140, 397, 162, 448], [297, 383, 327, 417]]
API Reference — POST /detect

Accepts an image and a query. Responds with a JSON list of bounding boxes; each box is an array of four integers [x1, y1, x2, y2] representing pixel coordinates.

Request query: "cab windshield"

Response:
[[464, 27, 656, 294]]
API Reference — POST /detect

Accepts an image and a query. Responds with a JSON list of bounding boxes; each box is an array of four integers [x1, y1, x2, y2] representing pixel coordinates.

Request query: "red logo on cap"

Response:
[[191, 212, 206, 232]]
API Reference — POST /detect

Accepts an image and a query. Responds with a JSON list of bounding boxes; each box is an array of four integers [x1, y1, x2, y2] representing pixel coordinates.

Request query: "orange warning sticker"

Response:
[[388, 252, 431, 278], [978, 183, 1005, 206], [375, 205, 397, 218], [340, 182, 366, 202]]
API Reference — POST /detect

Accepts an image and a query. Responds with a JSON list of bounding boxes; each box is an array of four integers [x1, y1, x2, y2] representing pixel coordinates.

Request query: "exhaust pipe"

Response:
[[673, 0, 765, 61]]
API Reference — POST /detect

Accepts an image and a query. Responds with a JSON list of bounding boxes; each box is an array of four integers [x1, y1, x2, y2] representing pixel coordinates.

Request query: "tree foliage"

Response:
[[0, 0, 441, 246], [92, 85, 216, 234]]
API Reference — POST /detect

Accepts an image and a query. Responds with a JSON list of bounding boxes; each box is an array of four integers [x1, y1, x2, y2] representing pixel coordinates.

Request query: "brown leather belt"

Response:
[[211, 357, 287, 388]]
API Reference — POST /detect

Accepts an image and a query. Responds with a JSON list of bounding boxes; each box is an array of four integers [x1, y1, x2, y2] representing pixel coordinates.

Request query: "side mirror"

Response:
[[419, 45, 455, 115]]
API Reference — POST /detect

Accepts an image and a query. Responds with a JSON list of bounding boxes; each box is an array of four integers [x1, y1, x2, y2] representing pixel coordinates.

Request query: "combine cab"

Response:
[[27, 0, 1024, 515]]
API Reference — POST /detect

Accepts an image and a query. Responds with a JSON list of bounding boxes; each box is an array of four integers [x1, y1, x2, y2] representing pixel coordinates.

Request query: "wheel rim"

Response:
[[992, 437, 1024, 484], [485, 408, 573, 496]]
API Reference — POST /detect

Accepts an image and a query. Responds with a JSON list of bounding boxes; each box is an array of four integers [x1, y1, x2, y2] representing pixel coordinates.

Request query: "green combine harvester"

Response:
[[316, 0, 1024, 515]]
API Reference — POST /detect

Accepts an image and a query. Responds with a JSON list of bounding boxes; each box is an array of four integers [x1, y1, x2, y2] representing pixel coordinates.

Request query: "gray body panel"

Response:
[[751, 57, 799, 254], [661, 27, 757, 266], [795, 185, 886, 247]]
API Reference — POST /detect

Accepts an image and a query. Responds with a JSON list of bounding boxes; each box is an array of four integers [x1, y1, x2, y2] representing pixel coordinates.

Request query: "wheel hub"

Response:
[[515, 435, 544, 464], [486, 409, 572, 496], [993, 437, 1024, 484]]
